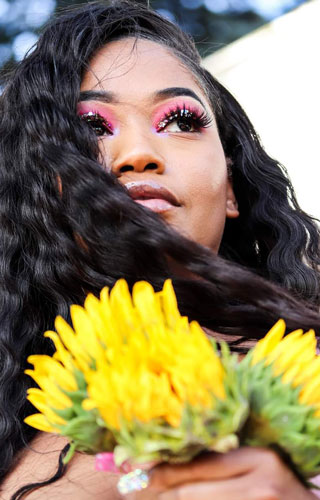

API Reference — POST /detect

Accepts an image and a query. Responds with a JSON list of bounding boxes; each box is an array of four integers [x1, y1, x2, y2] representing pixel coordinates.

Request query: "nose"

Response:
[[110, 131, 165, 177]]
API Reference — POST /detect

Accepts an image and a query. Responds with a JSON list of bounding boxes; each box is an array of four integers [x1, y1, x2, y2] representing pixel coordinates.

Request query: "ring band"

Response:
[[117, 468, 150, 495]]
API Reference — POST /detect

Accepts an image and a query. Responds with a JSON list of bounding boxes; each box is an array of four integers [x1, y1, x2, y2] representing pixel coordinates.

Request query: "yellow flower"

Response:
[[25, 279, 226, 435], [251, 319, 320, 411], [83, 279, 225, 430]]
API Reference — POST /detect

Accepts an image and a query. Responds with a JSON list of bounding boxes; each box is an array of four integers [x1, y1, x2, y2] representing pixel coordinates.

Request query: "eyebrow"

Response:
[[79, 90, 117, 103], [153, 87, 206, 108], [79, 87, 206, 108]]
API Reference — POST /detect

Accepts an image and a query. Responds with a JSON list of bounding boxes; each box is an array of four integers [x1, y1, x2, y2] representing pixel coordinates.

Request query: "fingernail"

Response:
[[95, 452, 120, 473]]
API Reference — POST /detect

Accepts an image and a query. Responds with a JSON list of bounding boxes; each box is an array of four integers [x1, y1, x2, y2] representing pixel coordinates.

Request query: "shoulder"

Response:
[[0, 433, 122, 499]]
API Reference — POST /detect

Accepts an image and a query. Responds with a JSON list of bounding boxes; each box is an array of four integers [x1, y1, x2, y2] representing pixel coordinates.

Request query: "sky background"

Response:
[[0, 0, 310, 69]]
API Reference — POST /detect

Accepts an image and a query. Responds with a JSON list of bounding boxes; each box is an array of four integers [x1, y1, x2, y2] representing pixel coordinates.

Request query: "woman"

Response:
[[1, 1, 320, 498]]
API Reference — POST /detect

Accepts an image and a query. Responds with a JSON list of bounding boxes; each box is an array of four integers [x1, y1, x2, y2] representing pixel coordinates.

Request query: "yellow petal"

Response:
[[273, 330, 317, 376], [26, 389, 67, 426], [110, 279, 139, 336], [44, 331, 75, 371], [133, 281, 164, 333], [25, 370, 72, 409], [294, 356, 320, 387], [70, 305, 105, 362], [24, 414, 60, 433], [299, 377, 320, 405], [98, 287, 122, 348], [82, 398, 97, 411], [158, 279, 181, 330], [251, 319, 286, 365], [55, 316, 91, 371], [84, 293, 110, 346], [265, 329, 303, 365], [27, 355, 78, 392], [282, 363, 303, 385]]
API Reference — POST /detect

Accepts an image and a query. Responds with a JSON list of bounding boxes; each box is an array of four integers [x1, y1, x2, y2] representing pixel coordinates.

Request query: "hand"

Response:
[[145, 447, 318, 500]]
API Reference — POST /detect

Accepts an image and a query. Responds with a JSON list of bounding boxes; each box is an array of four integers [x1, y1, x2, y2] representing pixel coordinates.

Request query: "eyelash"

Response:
[[80, 111, 113, 136], [156, 105, 213, 133], [79, 104, 213, 136]]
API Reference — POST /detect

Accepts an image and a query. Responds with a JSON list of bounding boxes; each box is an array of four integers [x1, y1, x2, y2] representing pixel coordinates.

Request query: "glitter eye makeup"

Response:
[[79, 111, 113, 136], [77, 103, 115, 137], [154, 103, 213, 134], [77, 99, 212, 137]]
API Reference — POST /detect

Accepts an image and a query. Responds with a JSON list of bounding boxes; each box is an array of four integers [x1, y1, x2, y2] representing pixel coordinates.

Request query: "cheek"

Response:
[[96, 140, 114, 170], [177, 146, 229, 249], [188, 168, 228, 223], [184, 146, 228, 206]]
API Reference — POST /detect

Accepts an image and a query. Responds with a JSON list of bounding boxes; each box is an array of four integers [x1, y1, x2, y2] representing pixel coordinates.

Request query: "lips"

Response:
[[124, 181, 180, 213]]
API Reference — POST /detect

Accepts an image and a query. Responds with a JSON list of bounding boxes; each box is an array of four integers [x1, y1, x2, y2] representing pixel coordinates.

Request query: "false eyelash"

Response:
[[156, 104, 213, 132], [80, 111, 113, 136]]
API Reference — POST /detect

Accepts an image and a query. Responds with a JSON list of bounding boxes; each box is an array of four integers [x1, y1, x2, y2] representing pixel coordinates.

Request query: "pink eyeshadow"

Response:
[[152, 99, 204, 130], [77, 103, 116, 131]]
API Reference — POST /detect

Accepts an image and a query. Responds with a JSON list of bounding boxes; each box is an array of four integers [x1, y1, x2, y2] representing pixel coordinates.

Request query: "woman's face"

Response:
[[79, 38, 239, 251]]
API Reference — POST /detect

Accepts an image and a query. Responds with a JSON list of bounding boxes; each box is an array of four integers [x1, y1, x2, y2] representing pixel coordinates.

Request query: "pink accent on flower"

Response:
[[95, 452, 120, 473]]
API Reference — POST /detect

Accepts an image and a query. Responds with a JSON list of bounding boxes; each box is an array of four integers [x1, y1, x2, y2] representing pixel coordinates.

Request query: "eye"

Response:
[[80, 112, 113, 137], [165, 113, 195, 133], [156, 106, 212, 134]]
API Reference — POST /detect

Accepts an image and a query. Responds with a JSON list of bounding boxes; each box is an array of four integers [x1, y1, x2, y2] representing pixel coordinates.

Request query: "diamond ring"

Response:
[[117, 468, 150, 495]]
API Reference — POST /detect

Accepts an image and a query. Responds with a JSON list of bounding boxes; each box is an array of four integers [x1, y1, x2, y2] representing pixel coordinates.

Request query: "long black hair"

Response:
[[0, 0, 319, 491]]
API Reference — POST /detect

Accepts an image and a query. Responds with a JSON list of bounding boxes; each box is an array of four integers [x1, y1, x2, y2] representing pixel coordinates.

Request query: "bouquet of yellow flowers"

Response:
[[24, 279, 320, 493]]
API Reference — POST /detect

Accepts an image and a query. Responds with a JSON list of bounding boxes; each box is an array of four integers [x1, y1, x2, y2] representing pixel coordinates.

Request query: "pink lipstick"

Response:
[[124, 180, 180, 213]]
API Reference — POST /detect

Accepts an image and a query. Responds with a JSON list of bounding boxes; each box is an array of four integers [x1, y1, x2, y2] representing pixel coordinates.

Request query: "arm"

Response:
[[1, 434, 123, 500]]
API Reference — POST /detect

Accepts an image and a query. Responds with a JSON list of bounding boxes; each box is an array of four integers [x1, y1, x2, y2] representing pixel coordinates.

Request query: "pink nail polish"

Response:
[[95, 452, 120, 473]]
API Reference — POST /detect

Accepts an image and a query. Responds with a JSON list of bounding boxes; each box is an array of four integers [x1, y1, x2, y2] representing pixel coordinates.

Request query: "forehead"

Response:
[[81, 38, 208, 104]]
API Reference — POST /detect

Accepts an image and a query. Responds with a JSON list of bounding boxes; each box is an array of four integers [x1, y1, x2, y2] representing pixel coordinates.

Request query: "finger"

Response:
[[157, 476, 257, 500], [149, 447, 274, 490]]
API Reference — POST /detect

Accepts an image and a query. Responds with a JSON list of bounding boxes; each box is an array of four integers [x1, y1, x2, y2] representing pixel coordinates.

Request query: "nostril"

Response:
[[118, 163, 158, 173], [119, 165, 134, 173], [145, 163, 158, 171]]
